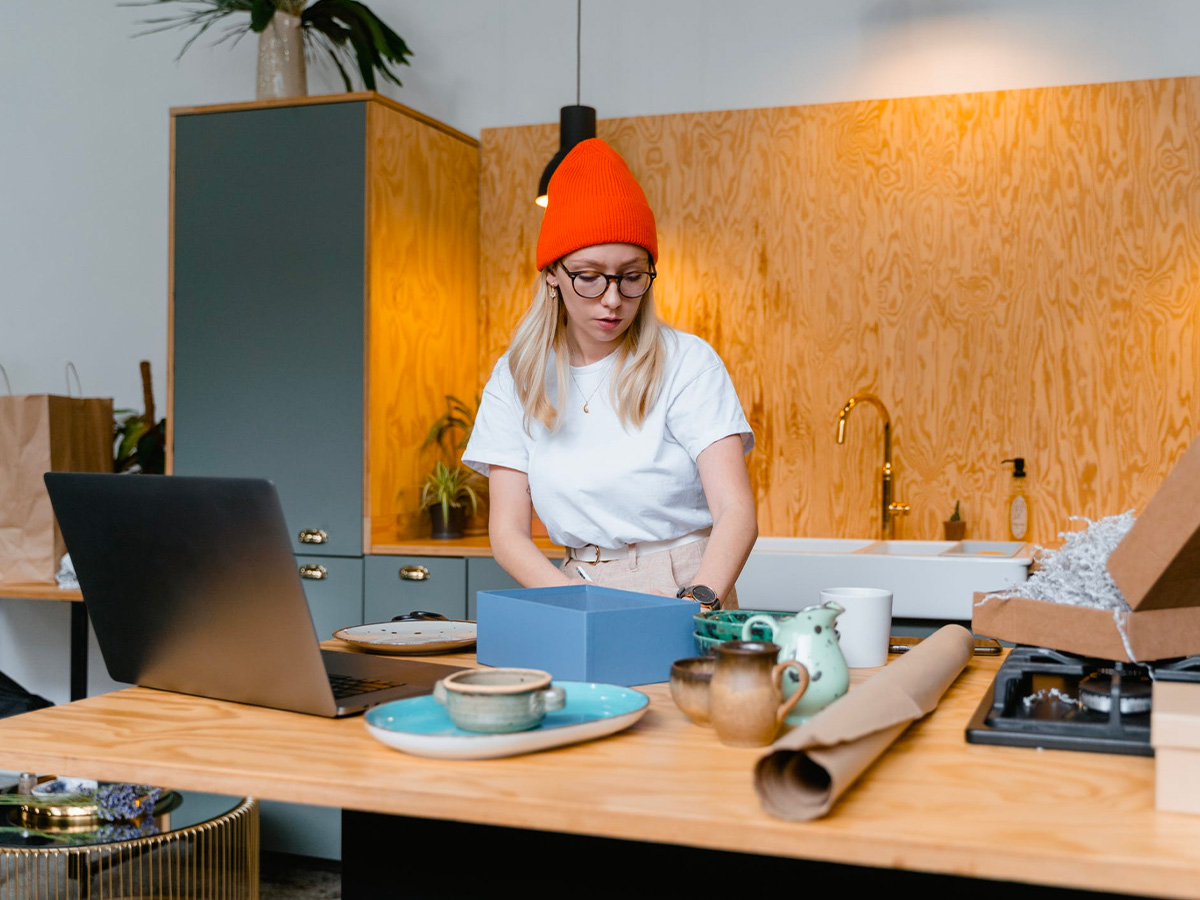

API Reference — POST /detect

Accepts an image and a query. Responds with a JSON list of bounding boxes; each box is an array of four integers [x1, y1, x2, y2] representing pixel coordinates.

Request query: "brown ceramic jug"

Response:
[[709, 640, 810, 748]]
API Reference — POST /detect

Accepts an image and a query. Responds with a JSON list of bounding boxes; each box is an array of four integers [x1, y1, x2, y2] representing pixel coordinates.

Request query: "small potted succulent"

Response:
[[943, 500, 966, 541], [420, 460, 479, 540]]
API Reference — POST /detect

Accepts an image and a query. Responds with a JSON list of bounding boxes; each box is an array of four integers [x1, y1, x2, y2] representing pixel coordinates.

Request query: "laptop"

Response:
[[43, 473, 464, 717]]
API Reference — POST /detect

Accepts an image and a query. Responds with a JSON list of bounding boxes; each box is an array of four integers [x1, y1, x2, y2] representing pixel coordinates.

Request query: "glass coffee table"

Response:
[[0, 782, 258, 899]]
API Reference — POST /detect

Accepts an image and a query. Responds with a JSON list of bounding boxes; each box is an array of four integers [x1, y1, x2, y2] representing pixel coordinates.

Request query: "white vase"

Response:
[[256, 12, 307, 100]]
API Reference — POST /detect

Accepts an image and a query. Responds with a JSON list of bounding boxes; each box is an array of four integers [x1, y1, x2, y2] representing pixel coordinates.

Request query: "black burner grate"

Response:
[[965, 646, 1200, 756]]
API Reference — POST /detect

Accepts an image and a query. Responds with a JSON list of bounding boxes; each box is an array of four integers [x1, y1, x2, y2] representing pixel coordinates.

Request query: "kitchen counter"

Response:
[[0, 647, 1195, 898], [366, 532, 563, 558]]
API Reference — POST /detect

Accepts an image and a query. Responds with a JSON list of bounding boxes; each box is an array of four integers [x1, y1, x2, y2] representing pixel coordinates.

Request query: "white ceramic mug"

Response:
[[818, 587, 892, 668]]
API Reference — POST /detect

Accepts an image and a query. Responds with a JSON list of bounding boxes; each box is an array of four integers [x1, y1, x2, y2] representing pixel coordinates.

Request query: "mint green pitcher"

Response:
[[741, 601, 849, 725]]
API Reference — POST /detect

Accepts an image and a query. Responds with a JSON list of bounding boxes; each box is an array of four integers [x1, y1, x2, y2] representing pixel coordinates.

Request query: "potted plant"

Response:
[[943, 500, 966, 541], [123, 0, 412, 99], [422, 394, 490, 536], [113, 361, 166, 474], [420, 460, 479, 540], [423, 394, 478, 457]]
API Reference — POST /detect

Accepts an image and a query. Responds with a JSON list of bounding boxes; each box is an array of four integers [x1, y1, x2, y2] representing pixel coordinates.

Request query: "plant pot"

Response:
[[943, 520, 967, 541], [429, 504, 467, 540], [256, 11, 307, 100]]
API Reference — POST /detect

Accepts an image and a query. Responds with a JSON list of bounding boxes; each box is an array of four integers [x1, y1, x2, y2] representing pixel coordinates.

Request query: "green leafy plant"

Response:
[[420, 460, 479, 525], [113, 410, 166, 474], [113, 361, 165, 474], [123, 0, 413, 90], [423, 394, 479, 457], [949, 500, 962, 522]]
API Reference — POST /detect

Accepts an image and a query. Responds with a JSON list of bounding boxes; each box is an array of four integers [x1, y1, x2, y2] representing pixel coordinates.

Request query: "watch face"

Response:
[[690, 585, 718, 605]]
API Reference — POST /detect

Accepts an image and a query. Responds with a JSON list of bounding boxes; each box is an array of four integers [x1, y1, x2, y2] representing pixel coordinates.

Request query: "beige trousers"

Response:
[[561, 537, 739, 609]]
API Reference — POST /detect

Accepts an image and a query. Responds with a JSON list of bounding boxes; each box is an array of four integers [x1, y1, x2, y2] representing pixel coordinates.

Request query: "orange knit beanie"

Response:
[[535, 138, 658, 270]]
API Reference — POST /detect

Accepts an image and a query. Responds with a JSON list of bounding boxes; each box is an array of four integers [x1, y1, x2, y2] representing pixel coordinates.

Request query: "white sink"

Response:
[[735, 538, 1032, 621]]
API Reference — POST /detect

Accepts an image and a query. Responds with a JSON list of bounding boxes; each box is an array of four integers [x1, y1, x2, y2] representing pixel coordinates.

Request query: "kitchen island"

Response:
[[0, 647, 1193, 898]]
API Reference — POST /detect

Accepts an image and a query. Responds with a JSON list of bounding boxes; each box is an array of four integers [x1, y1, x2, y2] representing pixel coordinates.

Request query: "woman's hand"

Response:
[[488, 465, 576, 588]]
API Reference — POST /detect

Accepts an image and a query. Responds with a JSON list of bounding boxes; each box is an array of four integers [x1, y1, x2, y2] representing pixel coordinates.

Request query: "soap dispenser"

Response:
[[1001, 457, 1029, 541]]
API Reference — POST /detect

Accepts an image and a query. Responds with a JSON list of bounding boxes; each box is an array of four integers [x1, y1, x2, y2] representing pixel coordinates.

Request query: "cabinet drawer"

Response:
[[296, 554, 363, 641], [363, 556, 466, 623], [466, 557, 521, 621]]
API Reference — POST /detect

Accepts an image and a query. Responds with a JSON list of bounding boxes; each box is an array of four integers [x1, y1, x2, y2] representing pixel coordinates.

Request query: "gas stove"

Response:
[[965, 645, 1200, 755]]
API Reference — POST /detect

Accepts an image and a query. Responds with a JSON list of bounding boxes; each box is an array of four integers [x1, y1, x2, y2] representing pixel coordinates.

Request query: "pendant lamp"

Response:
[[536, 0, 595, 207]]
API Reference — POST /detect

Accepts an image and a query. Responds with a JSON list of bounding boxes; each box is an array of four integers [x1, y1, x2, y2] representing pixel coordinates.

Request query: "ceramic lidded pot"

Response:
[[433, 668, 565, 733], [740, 602, 849, 725]]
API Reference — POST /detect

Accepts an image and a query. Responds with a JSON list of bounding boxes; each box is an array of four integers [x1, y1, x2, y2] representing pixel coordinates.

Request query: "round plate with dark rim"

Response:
[[333, 620, 476, 655]]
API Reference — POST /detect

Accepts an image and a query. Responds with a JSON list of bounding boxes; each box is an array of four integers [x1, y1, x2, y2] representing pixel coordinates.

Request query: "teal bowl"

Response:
[[693, 632, 723, 656], [693, 608, 795, 641]]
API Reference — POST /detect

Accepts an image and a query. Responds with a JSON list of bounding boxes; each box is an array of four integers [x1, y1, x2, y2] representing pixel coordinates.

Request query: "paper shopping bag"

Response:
[[0, 394, 113, 583]]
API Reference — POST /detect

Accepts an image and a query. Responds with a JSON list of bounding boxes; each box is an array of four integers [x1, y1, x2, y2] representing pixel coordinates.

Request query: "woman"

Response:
[[462, 138, 756, 609]]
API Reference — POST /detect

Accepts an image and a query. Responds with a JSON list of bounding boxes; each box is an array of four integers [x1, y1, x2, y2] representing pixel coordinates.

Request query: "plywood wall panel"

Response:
[[368, 102, 480, 542], [479, 76, 1200, 545]]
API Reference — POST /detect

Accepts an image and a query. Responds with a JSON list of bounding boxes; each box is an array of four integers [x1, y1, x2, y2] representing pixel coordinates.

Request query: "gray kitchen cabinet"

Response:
[[171, 101, 368, 862], [363, 556, 467, 623], [466, 557, 521, 620], [170, 93, 479, 564], [170, 94, 479, 862], [297, 555, 364, 641], [172, 101, 366, 559]]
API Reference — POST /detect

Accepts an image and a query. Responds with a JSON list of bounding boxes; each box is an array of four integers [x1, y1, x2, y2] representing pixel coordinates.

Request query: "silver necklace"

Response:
[[570, 357, 615, 414]]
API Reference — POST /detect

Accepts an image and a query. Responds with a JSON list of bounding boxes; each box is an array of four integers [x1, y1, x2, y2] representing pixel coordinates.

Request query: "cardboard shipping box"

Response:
[[973, 437, 1200, 662], [1151, 681, 1200, 815]]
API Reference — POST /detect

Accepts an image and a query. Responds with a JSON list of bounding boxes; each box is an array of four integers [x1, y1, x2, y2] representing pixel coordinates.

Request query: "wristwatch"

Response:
[[677, 584, 720, 610]]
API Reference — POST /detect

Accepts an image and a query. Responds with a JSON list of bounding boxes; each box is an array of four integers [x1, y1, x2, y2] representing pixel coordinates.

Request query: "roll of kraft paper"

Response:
[[754, 624, 974, 821]]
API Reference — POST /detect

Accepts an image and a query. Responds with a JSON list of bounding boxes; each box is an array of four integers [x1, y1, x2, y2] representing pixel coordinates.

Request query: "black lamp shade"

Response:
[[537, 105, 597, 205]]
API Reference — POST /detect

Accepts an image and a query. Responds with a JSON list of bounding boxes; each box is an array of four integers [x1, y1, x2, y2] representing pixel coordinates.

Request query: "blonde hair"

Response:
[[508, 269, 667, 432]]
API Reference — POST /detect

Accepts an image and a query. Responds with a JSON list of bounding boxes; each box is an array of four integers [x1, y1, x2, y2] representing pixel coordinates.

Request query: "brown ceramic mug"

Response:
[[709, 640, 809, 748], [669, 657, 716, 725]]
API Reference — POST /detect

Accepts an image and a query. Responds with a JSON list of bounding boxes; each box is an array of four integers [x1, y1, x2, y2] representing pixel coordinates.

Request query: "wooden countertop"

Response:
[[367, 533, 563, 559], [0, 581, 83, 602], [0, 648, 1196, 897]]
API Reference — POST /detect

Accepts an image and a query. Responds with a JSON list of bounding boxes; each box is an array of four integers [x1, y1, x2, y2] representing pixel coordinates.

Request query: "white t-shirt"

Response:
[[462, 328, 754, 549]]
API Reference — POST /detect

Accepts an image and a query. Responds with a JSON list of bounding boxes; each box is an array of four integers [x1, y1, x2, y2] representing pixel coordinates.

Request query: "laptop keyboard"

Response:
[[327, 674, 403, 699]]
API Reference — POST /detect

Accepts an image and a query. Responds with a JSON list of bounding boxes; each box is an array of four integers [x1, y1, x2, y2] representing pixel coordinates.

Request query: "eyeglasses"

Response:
[[558, 264, 657, 299]]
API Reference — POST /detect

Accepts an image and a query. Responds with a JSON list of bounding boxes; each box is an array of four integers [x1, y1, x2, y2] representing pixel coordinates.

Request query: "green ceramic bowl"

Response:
[[693, 632, 723, 656], [692, 608, 795, 641]]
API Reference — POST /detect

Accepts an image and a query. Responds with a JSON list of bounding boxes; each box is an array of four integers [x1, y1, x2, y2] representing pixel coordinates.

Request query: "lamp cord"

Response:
[[576, 0, 581, 106]]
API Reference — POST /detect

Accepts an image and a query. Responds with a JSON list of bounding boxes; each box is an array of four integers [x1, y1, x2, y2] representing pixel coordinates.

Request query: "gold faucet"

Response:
[[836, 392, 911, 540]]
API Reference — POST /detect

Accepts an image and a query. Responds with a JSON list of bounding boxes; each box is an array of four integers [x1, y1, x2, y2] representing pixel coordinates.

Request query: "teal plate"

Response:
[[364, 681, 649, 760]]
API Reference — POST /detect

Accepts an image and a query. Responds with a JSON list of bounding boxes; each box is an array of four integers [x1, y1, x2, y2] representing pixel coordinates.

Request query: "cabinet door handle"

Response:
[[298, 529, 328, 544], [399, 565, 431, 582], [299, 564, 328, 581]]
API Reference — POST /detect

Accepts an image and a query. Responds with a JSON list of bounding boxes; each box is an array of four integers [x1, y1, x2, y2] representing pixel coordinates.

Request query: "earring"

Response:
[[549, 284, 558, 301]]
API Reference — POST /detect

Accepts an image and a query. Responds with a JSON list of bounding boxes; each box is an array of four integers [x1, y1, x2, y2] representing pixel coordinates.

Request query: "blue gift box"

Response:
[[475, 584, 697, 686]]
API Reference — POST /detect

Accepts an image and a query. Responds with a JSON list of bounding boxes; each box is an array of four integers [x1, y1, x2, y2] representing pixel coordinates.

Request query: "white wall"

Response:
[[3, 0, 1199, 413], [1, 0, 1198, 701]]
